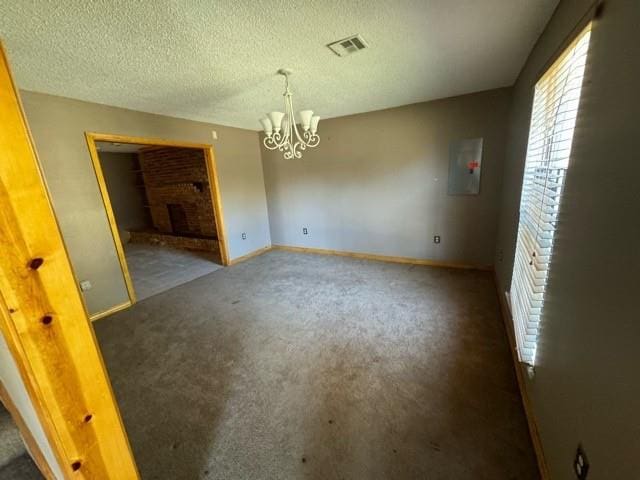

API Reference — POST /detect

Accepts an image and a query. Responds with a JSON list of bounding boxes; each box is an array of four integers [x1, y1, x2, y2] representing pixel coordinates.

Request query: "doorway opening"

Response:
[[86, 133, 229, 306]]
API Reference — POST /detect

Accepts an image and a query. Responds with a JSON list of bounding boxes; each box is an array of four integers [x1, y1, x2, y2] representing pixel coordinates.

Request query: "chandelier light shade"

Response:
[[268, 111, 285, 131], [310, 115, 320, 133], [298, 110, 314, 130], [260, 69, 320, 159], [259, 117, 273, 136]]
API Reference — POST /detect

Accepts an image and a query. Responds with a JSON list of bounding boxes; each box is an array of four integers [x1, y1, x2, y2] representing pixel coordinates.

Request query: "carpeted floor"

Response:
[[94, 250, 538, 480], [124, 243, 222, 301], [0, 404, 27, 469], [0, 454, 42, 480], [0, 404, 43, 480]]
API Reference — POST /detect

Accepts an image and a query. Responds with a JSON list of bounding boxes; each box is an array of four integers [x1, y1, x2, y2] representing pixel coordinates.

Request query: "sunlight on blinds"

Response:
[[510, 24, 591, 366]]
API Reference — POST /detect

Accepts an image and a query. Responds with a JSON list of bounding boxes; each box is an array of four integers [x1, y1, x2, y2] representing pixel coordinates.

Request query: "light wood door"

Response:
[[0, 42, 139, 479]]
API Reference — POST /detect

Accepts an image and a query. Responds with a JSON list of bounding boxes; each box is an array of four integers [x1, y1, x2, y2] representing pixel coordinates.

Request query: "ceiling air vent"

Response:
[[327, 34, 368, 57]]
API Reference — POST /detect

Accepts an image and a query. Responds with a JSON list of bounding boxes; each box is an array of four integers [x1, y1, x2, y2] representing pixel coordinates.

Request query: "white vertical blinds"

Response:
[[510, 25, 591, 365]]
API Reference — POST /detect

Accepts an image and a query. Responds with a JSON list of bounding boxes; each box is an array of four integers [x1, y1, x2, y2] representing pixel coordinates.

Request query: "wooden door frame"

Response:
[[85, 132, 230, 312], [0, 42, 139, 479]]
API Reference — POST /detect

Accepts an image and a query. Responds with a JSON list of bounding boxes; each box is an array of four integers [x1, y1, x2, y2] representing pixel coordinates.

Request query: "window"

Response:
[[510, 25, 591, 365]]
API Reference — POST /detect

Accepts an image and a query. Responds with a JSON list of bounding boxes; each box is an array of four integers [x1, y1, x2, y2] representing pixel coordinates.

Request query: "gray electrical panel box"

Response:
[[448, 138, 483, 195]]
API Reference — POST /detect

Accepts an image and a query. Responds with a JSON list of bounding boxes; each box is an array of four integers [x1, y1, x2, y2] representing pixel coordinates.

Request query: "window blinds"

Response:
[[510, 25, 591, 365]]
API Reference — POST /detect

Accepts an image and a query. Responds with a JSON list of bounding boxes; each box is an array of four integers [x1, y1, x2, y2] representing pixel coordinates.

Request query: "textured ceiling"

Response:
[[0, 0, 558, 130]]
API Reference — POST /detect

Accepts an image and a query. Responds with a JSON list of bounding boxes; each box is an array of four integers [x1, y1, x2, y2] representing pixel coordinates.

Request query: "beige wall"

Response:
[[99, 152, 152, 242], [261, 88, 511, 266], [21, 91, 271, 315], [494, 0, 640, 478]]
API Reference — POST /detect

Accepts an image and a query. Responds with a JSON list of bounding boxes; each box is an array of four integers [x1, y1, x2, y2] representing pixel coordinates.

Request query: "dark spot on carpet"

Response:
[[328, 419, 333, 424], [302, 456, 307, 463], [393, 449, 397, 453], [429, 441, 441, 452], [232, 300, 240, 304]]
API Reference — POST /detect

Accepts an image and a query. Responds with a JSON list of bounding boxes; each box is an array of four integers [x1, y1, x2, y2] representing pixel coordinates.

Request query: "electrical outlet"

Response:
[[434, 235, 441, 244], [303, 227, 308, 235], [79, 280, 92, 291], [241, 232, 246, 240], [212, 130, 218, 140], [574, 444, 589, 479]]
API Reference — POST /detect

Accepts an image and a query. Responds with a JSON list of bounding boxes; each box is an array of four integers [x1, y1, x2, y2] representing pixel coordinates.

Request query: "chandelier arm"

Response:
[[263, 137, 276, 150], [303, 130, 320, 148], [282, 91, 295, 157], [263, 130, 286, 150], [287, 92, 309, 160], [291, 116, 306, 147]]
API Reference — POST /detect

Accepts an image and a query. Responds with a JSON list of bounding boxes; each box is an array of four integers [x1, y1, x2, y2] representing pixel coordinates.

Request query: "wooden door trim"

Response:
[[84, 132, 231, 311], [85, 135, 138, 306], [0, 42, 139, 479]]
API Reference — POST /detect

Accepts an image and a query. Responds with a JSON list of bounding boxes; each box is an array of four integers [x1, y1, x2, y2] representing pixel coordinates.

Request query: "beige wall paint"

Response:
[[99, 152, 152, 242], [21, 91, 271, 315], [494, 0, 640, 478], [261, 88, 511, 266]]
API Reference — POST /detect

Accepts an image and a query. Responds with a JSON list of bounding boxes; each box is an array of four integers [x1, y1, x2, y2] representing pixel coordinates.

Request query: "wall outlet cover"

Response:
[[241, 232, 247, 240], [79, 280, 92, 291], [434, 235, 441, 244]]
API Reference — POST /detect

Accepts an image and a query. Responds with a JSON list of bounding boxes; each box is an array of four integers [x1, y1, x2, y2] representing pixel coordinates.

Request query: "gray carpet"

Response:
[[0, 403, 27, 469], [0, 454, 42, 480], [125, 243, 222, 301], [0, 404, 42, 479], [94, 250, 537, 479]]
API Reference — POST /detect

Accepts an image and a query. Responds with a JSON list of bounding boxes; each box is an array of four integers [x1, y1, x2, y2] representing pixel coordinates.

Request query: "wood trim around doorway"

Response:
[[84, 132, 231, 311], [0, 41, 139, 479]]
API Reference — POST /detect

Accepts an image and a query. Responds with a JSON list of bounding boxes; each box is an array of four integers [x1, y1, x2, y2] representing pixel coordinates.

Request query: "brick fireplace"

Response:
[[129, 146, 219, 252]]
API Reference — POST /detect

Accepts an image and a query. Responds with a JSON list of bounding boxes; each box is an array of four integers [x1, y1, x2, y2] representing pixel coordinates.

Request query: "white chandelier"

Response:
[[259, 68, 320, 159]]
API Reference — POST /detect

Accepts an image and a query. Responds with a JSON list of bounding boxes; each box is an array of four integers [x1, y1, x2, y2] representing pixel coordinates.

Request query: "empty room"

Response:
[[0, 1, 638, 479]]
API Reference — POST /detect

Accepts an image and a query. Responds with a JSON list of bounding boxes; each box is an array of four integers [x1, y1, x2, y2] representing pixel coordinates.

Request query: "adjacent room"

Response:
[[91, 139, 226, 303], [0, 1, 638, 480]]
